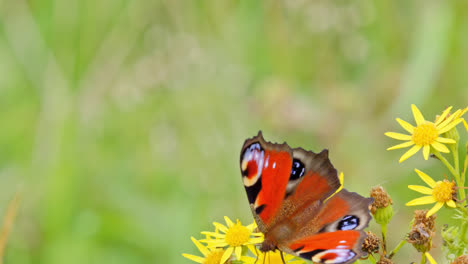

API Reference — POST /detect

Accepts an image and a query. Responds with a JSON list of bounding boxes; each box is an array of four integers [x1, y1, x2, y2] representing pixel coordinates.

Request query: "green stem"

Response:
[[381, 223, 387, 254], [420, 252, 426, 264], [460, 221, 468, 244], [368, 254, 377, 264], [457, 203, 468, 215], [456, 203, 468, 255], [462, 149, 468, 205], [452, 143, 460, 179], [451, 143, 467, 202], [388, 240, 407, 259], [433, 151, 460, 183]]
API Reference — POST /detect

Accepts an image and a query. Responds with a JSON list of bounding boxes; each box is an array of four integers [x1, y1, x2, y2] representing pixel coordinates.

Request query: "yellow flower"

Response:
[[425, 252, 437, 264], [182, 237, 227, 264], [242, 249, 306, 264], [406, 169, 456, 217], [201, 216, 264, 263], [385, 104, 462, 162]]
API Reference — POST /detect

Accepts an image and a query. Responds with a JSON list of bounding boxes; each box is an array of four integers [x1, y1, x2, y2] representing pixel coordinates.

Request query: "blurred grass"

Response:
[[0, 0, 467, 263]]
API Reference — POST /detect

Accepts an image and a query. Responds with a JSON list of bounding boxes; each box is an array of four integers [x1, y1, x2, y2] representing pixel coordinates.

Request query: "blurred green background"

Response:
[[0, 0, 467, 263]]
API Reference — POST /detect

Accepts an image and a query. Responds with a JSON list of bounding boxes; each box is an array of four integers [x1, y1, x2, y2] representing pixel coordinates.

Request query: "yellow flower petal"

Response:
[[249, 237, 265, 244], [224, 216, 234, 227], [437, 118, 463, 134], [438, 109, 461, 128], [387, 141, 414, 150], [406, 196, 436, 206], [385, 132, 412, 141], [423, 145, 430, 160], [463, 119, 468, 132], [191, 237, 211, 256], [408, 185, 433, 195], [425, 252, 437, 264], [241, 256, 256, 264], [427, 202, 444, 217], [415, 169, 436, 188], [459, 107, 468, 117], [201, 232, 225, 239], [182, 253, 205, 263], [435, 137, 456, 144], [446, 200, 456, 208], [412, 104, 426, 125], [202, 241, 228, 248], [431, 141, 450, 153], [435, 106, 453, 126], [221, 246, 233, 264], [396, 118, 415, 133], [235, 246, 242, 260], [213, 222, 228, 233], [399, 145, 421, 163]]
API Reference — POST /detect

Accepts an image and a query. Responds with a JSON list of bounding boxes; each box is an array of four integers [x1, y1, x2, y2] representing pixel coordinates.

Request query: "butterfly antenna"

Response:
[[280, 251, 286, 264]]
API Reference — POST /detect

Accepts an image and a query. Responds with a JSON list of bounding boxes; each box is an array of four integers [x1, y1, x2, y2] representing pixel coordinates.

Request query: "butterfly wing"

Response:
[[287, 230, 364, 264], [240, 131, 341, 231], [240, 132, 294, 230], [283, 189, 373, 264]]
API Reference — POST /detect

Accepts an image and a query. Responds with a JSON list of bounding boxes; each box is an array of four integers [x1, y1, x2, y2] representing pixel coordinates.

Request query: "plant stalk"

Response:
[[388, 240, 407, 259]]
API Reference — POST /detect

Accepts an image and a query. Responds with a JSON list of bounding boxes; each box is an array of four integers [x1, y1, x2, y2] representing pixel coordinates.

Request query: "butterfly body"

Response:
[[240, 132, 372, 264]]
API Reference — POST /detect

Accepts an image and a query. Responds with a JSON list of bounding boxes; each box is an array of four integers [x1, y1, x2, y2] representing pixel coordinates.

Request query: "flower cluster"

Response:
[[385, 104, 468, 263], [182, 216, 305, 264]]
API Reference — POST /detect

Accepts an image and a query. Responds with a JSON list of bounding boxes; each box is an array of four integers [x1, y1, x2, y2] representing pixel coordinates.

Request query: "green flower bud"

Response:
[[374, 205, 394, 225], [370, 186, 393, 225]]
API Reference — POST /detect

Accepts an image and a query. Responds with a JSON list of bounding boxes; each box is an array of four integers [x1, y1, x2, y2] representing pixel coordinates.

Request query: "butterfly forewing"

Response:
[[240, 132, 293, 227]]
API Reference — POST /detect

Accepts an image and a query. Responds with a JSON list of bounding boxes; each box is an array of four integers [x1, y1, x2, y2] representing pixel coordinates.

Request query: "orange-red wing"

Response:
[[289, 171, 335, 205], [287, 230, 363, 264], [240, 132, 292, 225], [315, 189, 373, 233], [314, 191, 350, 227], [256, 149, 292, 224]]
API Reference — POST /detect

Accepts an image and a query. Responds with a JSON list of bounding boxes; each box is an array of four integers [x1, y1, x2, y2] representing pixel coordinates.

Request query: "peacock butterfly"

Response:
[[240, 131, 372, 264]]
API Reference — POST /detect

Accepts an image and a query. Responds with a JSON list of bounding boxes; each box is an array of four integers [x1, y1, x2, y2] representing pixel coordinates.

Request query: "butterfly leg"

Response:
[[254, 247, 259, 264], [280, 251, 286, 264]]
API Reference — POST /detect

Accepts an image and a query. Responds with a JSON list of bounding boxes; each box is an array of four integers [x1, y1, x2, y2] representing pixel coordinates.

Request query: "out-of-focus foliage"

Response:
[[0, 0, 466, 263]]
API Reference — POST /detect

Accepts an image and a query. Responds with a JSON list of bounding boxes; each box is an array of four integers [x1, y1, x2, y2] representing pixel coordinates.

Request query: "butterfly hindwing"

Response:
[[284, 190, 373, 264], [287, 230, 364, 264], [316, 189, 373, 233]]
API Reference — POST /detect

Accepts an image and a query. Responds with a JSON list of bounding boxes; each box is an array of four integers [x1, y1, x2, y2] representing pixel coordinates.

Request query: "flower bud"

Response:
[[407, 223, 433, 252], [413, 210, 436, 231], [377, 256, 394, 264], [362, 231, 380, 254], [370, 186, 393, 225], [407, 210, 436, 252], [452, 255, 468, 264]]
